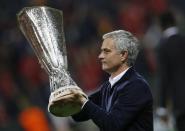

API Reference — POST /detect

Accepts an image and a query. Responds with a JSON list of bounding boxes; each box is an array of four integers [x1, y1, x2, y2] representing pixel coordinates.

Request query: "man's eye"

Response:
[[100, 49, 111, 54], [104, 50, 111, 53]]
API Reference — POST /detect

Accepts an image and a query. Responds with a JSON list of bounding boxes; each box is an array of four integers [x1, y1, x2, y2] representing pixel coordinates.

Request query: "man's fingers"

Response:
[[50, 89, 88, 108], [52, 94, 74, 103]]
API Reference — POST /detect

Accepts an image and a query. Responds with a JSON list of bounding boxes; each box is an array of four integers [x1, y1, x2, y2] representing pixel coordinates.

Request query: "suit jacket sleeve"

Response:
[[157, 42, 171, 107], [73, 80, 152, 131], [72, 88, 102, 121]]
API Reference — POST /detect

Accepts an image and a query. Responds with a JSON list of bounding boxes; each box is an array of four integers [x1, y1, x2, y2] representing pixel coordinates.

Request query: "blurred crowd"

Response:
[[1, 0, 185, 131]]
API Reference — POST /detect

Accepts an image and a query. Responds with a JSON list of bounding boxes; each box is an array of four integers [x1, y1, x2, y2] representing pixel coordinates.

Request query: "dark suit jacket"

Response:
[[72, 67, 153, 131], [157, 33, 185, 117]]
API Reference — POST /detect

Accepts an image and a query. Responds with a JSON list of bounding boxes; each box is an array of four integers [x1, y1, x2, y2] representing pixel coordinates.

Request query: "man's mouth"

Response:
[[101, 60, 106, 63]]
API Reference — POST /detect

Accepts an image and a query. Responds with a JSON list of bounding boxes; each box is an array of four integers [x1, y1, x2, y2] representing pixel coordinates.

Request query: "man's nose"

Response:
[[98, 52, 103, 59]]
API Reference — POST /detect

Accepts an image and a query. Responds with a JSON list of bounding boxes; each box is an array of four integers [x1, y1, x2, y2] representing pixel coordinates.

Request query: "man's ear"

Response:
[[120, 51, 128, 62]]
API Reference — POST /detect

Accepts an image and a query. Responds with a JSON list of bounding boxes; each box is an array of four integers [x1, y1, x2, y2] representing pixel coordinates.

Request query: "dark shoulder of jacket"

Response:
[[128, 72, 153, 100], [122, 68, 151, 92], [167, 33, 184, 42]]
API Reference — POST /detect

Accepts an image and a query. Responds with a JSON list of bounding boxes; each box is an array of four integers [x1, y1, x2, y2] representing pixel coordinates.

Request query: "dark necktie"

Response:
[[106, 83, 114, 111]]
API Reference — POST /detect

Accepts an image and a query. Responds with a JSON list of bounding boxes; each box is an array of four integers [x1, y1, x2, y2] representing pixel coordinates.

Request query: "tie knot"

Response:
[[107, 83, 114, 96]]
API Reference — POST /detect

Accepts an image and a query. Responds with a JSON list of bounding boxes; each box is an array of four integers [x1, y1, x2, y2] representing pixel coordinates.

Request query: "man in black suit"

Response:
[[157, 11, 185, 131], [52, 30, 153, 131]]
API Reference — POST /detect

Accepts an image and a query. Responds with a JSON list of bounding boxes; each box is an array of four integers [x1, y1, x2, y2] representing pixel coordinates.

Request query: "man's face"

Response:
[[98, 38, 124, 74]]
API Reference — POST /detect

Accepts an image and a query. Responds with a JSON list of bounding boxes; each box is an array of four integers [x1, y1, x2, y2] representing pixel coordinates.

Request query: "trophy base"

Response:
[[48, 96, 81, 117], [48, 86, 86, 117]]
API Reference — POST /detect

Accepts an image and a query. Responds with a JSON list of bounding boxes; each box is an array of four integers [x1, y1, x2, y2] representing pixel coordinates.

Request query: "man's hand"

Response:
[[48, 88, 88, 116], [50, 89, 88, 108]]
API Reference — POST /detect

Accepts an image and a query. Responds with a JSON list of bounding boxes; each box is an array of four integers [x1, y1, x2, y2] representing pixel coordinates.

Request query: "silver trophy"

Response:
[[17, 6, 87, 117]]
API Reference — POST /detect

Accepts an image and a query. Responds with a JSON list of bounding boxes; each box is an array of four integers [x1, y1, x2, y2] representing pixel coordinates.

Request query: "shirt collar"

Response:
[[109, 67, 130, 87], [163, 26, 178, 38]]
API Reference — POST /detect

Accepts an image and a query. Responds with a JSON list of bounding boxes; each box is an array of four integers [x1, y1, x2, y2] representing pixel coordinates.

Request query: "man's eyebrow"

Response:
[[101, 48, 111, 51]]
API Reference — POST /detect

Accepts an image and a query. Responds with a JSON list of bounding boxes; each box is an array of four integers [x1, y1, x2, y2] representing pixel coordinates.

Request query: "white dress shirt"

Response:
[[163, 26, 178, 38], [109, 67, 130, 88]]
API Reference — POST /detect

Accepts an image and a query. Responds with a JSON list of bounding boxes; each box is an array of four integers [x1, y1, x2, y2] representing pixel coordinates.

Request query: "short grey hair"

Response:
[[103, 30, 140, 66]]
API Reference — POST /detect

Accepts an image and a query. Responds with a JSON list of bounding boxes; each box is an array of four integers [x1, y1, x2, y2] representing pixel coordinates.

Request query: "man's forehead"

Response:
[[101, 38, 115, 48]]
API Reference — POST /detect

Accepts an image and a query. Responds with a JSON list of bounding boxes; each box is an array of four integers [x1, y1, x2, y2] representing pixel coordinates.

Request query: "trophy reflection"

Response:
[[17, 6, 87, 117]]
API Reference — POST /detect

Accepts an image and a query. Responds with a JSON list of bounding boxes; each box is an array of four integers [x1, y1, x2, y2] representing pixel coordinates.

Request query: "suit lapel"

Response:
[[107, 67, 135, 111]]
